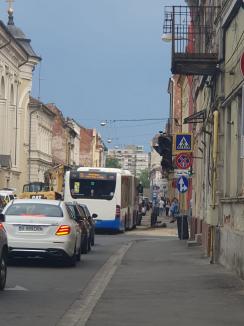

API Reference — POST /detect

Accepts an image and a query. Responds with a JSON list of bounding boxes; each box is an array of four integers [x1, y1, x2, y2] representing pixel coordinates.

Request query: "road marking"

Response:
[[5, 285, 29, 291], [57, 241, 133, 326]]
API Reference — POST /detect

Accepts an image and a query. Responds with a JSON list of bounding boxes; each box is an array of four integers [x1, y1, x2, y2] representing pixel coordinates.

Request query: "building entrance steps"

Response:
[[87, 236, 244, 326]]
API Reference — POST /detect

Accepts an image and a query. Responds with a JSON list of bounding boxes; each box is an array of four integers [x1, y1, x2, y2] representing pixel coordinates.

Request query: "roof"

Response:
[[5, 11, 40, 60], [0, 155, 11, 168], [29, 97, 56, 117]]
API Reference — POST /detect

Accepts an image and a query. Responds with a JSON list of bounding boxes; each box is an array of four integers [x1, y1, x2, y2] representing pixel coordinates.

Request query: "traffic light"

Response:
[[155, 134, 173, 171]]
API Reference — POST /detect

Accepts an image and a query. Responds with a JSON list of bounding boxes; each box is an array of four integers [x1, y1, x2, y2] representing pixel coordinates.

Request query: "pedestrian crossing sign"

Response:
[[175, 133, 192, 152]]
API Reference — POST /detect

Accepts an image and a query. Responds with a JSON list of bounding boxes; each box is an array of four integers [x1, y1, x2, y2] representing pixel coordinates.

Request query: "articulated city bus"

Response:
[[64, 167, 139, 232]]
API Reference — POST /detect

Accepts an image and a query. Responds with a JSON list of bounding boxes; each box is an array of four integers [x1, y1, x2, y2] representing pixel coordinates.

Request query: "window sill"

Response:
[[220, 196, 244, 203]]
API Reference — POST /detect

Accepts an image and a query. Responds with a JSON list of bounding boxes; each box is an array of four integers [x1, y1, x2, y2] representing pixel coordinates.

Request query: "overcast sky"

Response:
[[1, 0, 184, 152]]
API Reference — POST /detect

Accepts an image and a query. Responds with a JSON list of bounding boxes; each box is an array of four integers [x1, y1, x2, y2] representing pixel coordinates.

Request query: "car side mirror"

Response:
[[0, 213, 5, 222], [92, 213, 98, 219]]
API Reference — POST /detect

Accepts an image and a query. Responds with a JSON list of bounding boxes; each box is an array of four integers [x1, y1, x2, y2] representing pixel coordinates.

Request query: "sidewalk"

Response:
[[137, 210, 178, 237], [86, 235, 244, 326]]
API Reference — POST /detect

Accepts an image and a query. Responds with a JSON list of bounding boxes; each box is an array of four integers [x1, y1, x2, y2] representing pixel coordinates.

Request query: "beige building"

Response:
[[66, 118, 81, 166], [164, 0, 244, 277], [0, 9, 40, 193], [108, 145, 149, 177], [28, 97, 55, 183]]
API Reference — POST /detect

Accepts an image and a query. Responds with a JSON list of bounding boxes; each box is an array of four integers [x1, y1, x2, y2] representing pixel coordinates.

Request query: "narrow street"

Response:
[[1, 215, 244, 326]]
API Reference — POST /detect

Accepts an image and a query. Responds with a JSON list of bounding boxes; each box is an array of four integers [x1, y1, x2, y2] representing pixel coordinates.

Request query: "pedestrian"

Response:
[[169, 198, 180, 223], [165, 199, 170, 217], [159, 198, 165, 217]]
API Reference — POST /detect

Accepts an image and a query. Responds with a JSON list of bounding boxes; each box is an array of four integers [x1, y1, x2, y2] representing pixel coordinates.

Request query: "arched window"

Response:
[[1, 77, 5, 99], [10, 84, 14, 105]]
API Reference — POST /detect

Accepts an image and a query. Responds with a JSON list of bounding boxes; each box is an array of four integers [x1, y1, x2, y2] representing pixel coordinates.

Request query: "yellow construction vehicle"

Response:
[[19, 165, 69, 200]]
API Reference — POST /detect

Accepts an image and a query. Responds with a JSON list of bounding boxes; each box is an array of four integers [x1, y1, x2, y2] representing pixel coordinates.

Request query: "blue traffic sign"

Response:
[[176, 176, 189, 193], [175, 134, 192, 151]]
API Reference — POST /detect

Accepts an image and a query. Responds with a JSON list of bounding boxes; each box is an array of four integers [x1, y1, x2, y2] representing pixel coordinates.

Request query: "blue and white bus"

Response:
[[64, 167, 139, 232]]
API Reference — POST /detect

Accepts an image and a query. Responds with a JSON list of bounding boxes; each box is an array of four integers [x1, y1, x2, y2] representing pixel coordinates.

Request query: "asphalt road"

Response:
[[0, 234, 131, 326], [1, 225, 244, 326]]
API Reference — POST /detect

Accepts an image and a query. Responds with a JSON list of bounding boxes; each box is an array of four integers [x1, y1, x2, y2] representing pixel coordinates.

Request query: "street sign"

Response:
[[175, 133, 192, 152], [176, 176, 188, 193], [175, 152, 192, 169]]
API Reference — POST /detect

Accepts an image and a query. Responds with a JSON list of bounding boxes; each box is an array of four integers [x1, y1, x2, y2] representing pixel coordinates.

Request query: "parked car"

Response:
[[78, 204, 97, 246], [0, 213, 8, 290], [66, 202, 92, 254], [2, 199, 82, 266], [0, 190, 15, 207]]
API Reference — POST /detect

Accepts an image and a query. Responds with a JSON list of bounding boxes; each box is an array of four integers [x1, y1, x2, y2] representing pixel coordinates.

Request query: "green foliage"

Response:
[[139, 168, 150, 188], [105, 157, 121, 168]]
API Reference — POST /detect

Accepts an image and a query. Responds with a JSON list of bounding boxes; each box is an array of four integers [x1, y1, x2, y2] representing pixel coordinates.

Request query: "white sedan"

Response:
[[2, 199, 82, 266]]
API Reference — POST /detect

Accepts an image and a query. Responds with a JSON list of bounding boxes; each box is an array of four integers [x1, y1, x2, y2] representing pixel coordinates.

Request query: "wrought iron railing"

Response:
[[163, 5, 220, 57]]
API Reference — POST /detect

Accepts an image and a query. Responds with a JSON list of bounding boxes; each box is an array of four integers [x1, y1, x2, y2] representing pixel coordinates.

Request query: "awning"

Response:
[[183, 109, 206, 124]]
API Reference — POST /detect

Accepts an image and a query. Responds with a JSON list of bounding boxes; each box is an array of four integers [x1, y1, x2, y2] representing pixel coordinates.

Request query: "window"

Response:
[[69, 172, 116, 200], [0, 77, 5, 99], [5, 203, 63, 217], [10, 84, 14, 105]]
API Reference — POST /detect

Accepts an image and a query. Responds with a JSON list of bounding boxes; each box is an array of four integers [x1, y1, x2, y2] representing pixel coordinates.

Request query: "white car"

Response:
[[2, 199, 82, 266], [0, 213, 8, 290]]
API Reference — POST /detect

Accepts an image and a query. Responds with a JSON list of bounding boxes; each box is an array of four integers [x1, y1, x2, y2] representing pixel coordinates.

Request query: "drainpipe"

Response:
[[210, 110, 219, 264], [212, 110, 219, 209], [14, 80, 19, 166]]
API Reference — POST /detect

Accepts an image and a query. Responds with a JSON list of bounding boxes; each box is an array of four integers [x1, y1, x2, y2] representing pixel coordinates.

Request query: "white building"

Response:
[[108, 145, 149, 177], [28, 97, 55, 183], [0, 8, 40, 193]]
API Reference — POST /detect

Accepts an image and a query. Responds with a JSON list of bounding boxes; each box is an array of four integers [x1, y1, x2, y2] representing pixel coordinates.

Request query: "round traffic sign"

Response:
[[175, 152, 192, 169], [176, 176, 188, 193]]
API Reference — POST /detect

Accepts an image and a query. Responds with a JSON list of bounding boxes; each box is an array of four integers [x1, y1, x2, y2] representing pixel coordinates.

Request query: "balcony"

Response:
[[163, 5, 220, 75]]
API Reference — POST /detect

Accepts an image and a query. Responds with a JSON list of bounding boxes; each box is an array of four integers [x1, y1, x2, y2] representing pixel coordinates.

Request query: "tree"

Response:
[[139, 168, 150, 188], [105, 157, 121, 168]]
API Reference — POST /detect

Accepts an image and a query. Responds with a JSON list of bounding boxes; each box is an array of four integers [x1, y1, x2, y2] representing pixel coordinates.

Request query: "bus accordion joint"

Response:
[[115, 205, 121, 218]]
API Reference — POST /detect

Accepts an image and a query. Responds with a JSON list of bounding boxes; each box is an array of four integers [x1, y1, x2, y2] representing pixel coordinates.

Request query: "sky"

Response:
[[1, 0, 184, 152]]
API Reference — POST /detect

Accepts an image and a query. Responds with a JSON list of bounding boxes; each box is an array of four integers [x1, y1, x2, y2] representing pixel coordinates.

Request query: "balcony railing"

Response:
[[163, 5, 220, 75]]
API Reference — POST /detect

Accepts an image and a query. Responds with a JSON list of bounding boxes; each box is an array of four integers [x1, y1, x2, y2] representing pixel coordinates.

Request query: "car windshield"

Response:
[[69, 171, 116, 200], [5, 203, 63, 217]]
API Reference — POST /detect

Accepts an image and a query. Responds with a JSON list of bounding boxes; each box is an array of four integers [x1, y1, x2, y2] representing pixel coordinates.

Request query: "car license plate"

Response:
[[19, 225, 43, 232]]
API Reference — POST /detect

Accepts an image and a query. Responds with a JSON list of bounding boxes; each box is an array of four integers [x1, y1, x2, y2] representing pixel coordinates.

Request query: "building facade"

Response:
[[46, 104, 77, 167], [108, 145, 149, 177], [28, 97, 55, 183], [0, 10, 40, 193], [164, 0, 244, 277]]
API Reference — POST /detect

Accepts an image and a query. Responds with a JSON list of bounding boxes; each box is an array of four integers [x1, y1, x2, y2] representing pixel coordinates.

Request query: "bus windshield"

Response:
[[69, 171, 116, 200]]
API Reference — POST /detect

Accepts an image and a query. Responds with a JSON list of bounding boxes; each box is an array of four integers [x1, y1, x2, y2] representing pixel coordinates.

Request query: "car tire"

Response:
[[81, 236, 88, 254], [66, 248, 77, 267], [88, 238, 91, 252], [0, 251, 7, 290], [91, 235, 95, 246], [76, 245, 81, 262]]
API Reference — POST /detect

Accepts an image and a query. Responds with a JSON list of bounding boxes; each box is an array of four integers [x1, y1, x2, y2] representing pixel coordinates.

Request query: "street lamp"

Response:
[[161, 33, 172, 42]]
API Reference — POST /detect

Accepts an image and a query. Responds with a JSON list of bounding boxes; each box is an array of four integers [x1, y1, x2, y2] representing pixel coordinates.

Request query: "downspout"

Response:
[[210, 110, 219, 264], [212, 110, 219, 209], [14, 79, 19, 166]]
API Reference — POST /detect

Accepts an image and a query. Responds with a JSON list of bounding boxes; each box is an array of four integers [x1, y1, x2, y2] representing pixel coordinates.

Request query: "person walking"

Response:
[[169, 198, 180, 223], [165, 199, 170, 217], [159, 198, 165, 217]]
